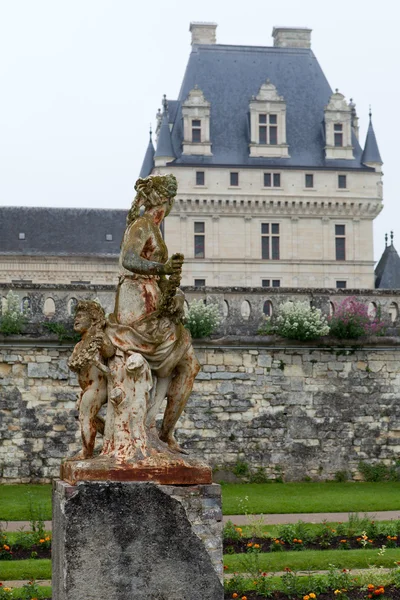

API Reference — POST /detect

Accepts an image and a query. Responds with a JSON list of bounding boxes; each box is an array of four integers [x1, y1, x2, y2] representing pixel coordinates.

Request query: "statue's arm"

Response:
[[121, 220, 181, 276]]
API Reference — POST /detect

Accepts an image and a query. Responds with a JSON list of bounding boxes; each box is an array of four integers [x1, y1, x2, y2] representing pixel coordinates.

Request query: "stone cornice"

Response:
[[171, 196, 383, 218]]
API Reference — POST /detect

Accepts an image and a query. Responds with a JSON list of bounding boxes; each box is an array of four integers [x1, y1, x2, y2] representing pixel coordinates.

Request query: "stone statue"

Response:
[[62, 174, 210, 485], [67, 300, 114, 459]]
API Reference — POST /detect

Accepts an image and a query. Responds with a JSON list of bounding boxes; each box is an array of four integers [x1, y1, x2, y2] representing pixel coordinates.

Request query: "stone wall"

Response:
[[1, 338, 400, 483], [2, 282, 400, 337]]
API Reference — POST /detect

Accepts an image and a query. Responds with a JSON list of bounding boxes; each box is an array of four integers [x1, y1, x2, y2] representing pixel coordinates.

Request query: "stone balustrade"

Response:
[[1, 283, 400, 336]]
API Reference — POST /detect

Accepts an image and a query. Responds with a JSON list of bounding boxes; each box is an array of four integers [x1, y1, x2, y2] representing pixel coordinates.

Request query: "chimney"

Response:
[[190, 22, 217, 45], [272, 27, 312, 49]]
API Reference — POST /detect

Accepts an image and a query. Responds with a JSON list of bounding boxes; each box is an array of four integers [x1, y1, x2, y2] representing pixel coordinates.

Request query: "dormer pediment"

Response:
[[255, 79, 284, 102], [182, 85, 210, 108], [249, 79, 289, 158], [324, 90, 354, 160], [182, 86, 212, 156]]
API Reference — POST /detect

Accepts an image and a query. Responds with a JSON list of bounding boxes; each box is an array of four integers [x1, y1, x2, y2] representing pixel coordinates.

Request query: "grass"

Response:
[[224, 520, 398, 539], [0, 485, 52, 521], [224, 547, 400, 572], [221, 482, 400, 514], [6, 587, 51, 599], [0, 559, 52, 580]]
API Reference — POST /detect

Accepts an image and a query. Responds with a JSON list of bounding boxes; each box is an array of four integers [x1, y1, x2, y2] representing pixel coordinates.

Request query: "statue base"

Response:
[[60, 454, 213, 485], [52, 479, 224, 600]]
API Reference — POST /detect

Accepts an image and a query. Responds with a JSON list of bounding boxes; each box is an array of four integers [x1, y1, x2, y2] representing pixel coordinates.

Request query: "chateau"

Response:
[[0, 23, 384, 289], [143, 23, 383, 289]]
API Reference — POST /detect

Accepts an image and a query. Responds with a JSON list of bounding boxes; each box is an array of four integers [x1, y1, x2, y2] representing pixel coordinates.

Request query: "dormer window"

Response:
[[259, 114, 278, 145], [249, 79, 289, 158], [182, 86, 212, 156], [334, 123, 343, 147], [324, 91, 354, 160], [192, 120, 201, 143]]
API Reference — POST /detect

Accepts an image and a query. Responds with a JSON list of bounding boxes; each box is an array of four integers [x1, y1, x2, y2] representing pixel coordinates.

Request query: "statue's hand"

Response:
[[164, 254, 184, 275]]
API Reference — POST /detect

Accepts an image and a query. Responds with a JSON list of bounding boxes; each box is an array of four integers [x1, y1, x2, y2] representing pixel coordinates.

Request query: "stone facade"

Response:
[[1, 340, 400, 483]]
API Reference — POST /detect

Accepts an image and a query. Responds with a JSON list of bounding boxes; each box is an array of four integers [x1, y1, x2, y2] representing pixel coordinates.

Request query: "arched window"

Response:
[[329, 302, 335, 316], [388, 302, 398, 323], [240, 300, 251, 320], [368, 302, 377, 318], [21, 297, 31, 313], [43, 297, 56, 317], [263, 300, 273, 317], [68, 298, 78, 316], [223, 300, 229, 319]]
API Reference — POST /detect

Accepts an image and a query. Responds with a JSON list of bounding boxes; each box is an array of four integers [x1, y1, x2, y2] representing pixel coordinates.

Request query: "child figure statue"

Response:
[[68, 300, 115, 459]]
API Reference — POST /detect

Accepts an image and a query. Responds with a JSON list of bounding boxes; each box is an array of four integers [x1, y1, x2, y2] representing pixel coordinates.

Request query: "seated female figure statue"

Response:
[[106, 174, 200, 454]]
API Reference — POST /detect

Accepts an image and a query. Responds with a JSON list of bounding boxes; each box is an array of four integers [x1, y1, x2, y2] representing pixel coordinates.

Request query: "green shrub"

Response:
[[232, 460, 250, 478], [0, 290, 28, 335], [334, 470, 349, 482], [358, 460, 400, 482], [184, 299, 220, 338], [274, 300, 330, 341], [43, 321, 81, 342], [329, 296, 386, 339]]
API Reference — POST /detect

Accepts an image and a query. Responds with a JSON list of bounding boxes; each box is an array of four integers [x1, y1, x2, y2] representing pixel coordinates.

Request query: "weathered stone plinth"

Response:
[[60, 454, 212, 485], [52, 479, 224, 600]]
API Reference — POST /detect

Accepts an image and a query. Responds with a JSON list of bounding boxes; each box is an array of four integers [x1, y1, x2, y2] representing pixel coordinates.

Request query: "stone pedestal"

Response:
[[52, 479, 224, 600]]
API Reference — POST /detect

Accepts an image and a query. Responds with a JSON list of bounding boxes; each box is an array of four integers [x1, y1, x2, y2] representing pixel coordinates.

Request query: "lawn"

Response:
[[0, 485, 52, 521], [2, 482, 400, 521], [6, 587, 51, 599], [224, 547, 400, 572], [0, 559, 52, 580], [221, 482, 400, 514]]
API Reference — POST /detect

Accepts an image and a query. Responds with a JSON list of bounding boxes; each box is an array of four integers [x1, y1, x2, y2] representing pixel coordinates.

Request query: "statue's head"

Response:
[[73, 300, 105, 333], [127, 174, 178, 225]]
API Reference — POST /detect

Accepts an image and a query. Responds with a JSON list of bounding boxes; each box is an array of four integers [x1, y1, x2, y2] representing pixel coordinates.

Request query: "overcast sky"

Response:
[[1, 0, 398, 261]]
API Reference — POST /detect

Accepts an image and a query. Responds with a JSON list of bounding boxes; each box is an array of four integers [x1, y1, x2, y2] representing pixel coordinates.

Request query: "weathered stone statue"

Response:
[[62, 174, 210, 484], [54, 174, 223, 600]]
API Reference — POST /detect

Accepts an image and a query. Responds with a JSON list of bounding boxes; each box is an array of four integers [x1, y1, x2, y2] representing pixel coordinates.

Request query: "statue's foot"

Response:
[[68, 451, 91, 461], [159, 433, 189, 455]]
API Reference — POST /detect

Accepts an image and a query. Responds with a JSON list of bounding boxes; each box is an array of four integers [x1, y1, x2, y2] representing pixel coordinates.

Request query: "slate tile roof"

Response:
[[160, 43, 372, 170], [375, 242, 400, 289], [0, 207, 126, 256]]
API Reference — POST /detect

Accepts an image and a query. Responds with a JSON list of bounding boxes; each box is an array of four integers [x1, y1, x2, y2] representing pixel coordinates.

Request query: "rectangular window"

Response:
[[262, 279, 271, 287], [258, 114, 278, 145], [336, 281, 347, 289], [194, 222, 205, 258], [264, 173, 281, 187], [262, 279, 281, 287], [196, 171, 205, 186], [192, 119, 201, 143], [272, 280, 280, 288], [269, 125, 278, 145], [230, 172, 239, 186], [194, 279, 206, 287], [305, 174, 314, 188], [335, 224, 346, 261], [338, 174, 347, 189], [262, 223, 280, 260], [334, 123, 343, 147]]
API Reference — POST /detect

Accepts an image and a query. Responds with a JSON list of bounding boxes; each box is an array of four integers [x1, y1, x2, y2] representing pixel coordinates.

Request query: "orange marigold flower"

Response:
[[298, 539, 303, 543], [303, 596, 310, 600], [3, 545, 10, 550], [275, 539, 280, 544], [241, 597, 247, 600], [340, 539, 347, 543], [247, 542, 253, 547], [232, 594, 238, 599], [253, 544, 260, 549], [309, 594, 316, 599], [39, 539, 45, 543], [368, 584, 375, 589]]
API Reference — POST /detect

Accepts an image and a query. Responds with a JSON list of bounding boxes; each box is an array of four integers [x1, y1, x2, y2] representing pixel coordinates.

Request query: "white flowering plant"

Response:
[[274, 300, 330, 341], [184, 299, 220, 339], [0, 290, 28, 336]]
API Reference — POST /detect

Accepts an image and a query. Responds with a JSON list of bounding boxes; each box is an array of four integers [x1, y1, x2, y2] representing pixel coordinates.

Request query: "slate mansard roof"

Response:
[[0, 207, 127, 257], [144, 42, 377, 173]]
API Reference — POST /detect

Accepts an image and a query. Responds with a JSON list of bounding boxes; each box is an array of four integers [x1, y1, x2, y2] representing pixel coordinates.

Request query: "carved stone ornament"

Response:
[[182, 85, 210, 107], [325, 90, 350, 113], [61, 174, 212, 485], [255, 79, 284, 102]]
